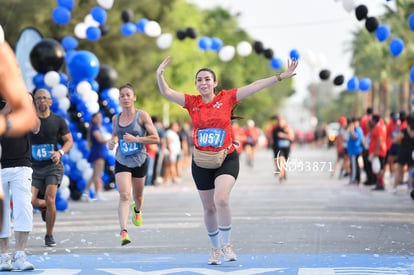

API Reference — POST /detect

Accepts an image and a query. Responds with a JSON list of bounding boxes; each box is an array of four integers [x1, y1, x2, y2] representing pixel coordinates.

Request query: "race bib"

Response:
[[119, 139, 143, 156], [32, 144, 54, 161], [198, 128, 226, 148], [278, 139, 290, 148]]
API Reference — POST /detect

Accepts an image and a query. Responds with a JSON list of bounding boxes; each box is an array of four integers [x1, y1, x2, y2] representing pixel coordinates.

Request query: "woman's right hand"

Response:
[[108, 139, 117, 150], [157, 56, 171, 76]]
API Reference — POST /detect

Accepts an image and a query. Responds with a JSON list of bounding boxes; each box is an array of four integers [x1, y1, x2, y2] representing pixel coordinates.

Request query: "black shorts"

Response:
[[396, 149, 414, 166], [32, 162, 64, 193], [115, 159, 148, 178], [273, 148, 290, 159], [191, 150, 239, 191]]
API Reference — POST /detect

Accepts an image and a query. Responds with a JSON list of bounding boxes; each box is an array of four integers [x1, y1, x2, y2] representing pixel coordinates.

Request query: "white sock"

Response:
[[207, 230, 220, 248], [219, 225, 232, 245]]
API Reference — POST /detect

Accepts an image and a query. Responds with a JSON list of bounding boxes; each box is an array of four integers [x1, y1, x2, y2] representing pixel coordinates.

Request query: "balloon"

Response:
[[86, 26, 101, 41], [365, 17, 379, 33], [91, 6, 107, 25], [270, 57, 283, 70], [144, 21, 162, 37], [100, 24, 111, 36], [120, 23, 136, 37], [96, 64, 118, 90], [409, 13, 414, 30], [375, 25, 390, 42], [218, 45, 235, 62], [67, 51, 100, 82], [185, 27, 197, 39], [410, 66, 414, 85], [136, 18, 149, 33], [44, 71, 61, 87], [347, 76, 359, 91], [319, 69, 331, 80], [289, 49, 300, 60], [156, 33, 173, 50], [359, 77, 372, 91], [61, 36, 78, 51], [355, 5, 368, 21], [263, 48, 274, 59], [389, 38, 404, 57], [58, 0, 74, 11], [210, 37, 223, 51], [333, 75, 344, 86], [56, 198, 68, 211], [253, 41, 264, 54], [58, 97, 71, 112], [30, 38, 65, 73], [236, 41, 252, 57], [84, 14, 100, 28], [97, 0, 114, 10], [198, 36, 212, 51], [176, 29, 186, 40], [74, 23, 87, 39], [32, 73, 45, 87], [342, 0, 355, 13], [52, 84, 68, 98], [52, 6, 71, 25], [121, 9, 134, 23]]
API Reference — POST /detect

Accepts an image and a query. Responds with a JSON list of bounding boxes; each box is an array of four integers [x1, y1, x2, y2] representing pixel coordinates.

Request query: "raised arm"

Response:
[[156, 56, 185, 107], [237, 59, 298, 101]]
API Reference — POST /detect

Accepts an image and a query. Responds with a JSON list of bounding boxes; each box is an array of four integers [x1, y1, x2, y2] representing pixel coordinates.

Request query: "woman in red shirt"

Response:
[[156, 56, 298, 265]]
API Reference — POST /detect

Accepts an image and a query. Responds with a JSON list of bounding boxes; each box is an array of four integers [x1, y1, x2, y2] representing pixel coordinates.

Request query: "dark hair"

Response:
[[399, 111, 406, 122], [366, 107, 373, 115], [195, 68, 216, 81], [119, 83, 135, 92], [372, 114, 380, 123]]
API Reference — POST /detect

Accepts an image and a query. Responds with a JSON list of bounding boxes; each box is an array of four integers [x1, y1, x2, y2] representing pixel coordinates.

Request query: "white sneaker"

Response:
[[0, 253, 12, 271], [207, 247, 222, 265], [12, 252, 34, 271], [221, 243, 237, 261]]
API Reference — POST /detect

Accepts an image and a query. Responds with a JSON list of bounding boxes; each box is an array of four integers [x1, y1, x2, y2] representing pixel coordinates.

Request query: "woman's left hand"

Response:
[[280, 59, 299, 80]]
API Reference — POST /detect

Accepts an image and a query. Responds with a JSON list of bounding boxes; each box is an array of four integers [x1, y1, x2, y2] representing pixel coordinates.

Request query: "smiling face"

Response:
[[195, 69, 217, 96]]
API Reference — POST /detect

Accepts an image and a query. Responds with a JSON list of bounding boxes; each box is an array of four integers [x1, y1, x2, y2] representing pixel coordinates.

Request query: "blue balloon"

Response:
[[410, 66, 414, 85], [58, 0, 74, 11], [64, 50, 77, 63], [136, 18, 149, 33], [61, 36, 78, 51], [67, 51, 100, 82], [91, 6, 107, 25], [86, 26, 102, 42], [32, 73, 45, 87], [198, 36, 212, 51], [347, 76, 359, 91], [409, 13, 414, 30], [389, 38, 404, 57], [289, 49, 300, 60], [210, 37, 223, 51], [52, 6, 71, 25], [121, 22, 137, 37], [59, 72, 68, 84], [359, 78, 372, 92], [270, 57, 283, 70], [56, 198, 68, 212], [375, 25, 390, 42]]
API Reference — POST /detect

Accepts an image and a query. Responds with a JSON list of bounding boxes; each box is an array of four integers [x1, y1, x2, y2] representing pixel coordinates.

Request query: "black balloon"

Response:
[[253, 41, 264, 54], [319, 69, 331, 80], [176, 29, 186, 40], [100, 24, 111, 36], [263, 48, 274, 59], [96, 64, 118, 91], [30, 38, 65, 73], [355, 5, 368, 21], [365, 17, 379, 33], [333, 75, 344, 86], [121, 9, 134, 23], [185, 27, 197, 39]]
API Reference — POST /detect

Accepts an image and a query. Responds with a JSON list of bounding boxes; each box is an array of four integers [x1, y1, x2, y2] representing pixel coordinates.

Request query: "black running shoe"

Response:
[[45, 235, 56, 247]]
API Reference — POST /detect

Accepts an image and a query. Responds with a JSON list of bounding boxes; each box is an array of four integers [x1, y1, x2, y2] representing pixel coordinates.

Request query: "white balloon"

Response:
[[61, 175, 70, 188], [145, 21, 162, 37], [69, 148, 83, 162], [86, 101, 100, 114], [303, 49, 317, 68], [52, 84, 68, 98], [59, 187, 71, 200], [84, 14, 100, 27], [156, 33, 173, 50], [0, 25, 4, 43], [108, 87, 119, 99], [342, 0, 356, 13], [76, 158, 90, 171], [44, 71, 61, 87], [85, 90, 99, 102], [76, 81, 92, 96], [97, 0, 114, 10], [218, 45, 236, 62], [74, 23, 87, 39], [58, 97, 71, 112], [82, 167, 93, 181], [236, 41, 252, 57]]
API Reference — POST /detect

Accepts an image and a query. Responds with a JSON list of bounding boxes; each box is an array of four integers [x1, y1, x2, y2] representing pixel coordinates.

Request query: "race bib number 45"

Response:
[[32, 144, 54, 161], [119, 139, 143, 156], [197, 128, 226, 148]]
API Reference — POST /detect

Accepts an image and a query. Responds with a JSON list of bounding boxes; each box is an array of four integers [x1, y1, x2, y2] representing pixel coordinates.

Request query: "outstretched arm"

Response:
[[237, 59, 298, 101], [156, 56, 185, 107]]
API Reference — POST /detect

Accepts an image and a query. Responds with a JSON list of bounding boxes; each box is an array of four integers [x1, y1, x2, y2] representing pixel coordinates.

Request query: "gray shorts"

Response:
[[32, 162, 64, 193]]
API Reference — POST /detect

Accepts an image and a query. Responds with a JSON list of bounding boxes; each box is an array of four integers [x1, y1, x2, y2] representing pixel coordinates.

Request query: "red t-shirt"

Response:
[[368, 122, 387, 157], [184, 89, 238, 153]]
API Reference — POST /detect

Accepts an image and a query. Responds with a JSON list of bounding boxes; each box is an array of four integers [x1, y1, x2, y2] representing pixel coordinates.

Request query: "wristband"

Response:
[[58, 149, 65, 156], [276, 74, 282, 82], [4, 115, 11, 134]]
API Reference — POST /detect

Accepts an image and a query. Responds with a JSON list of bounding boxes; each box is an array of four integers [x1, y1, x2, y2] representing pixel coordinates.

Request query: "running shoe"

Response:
[[120, 230, 131, 246], [207, 247, 222, 265], [221, 243, 237, 261], [0, 253, 12, 271], [44, 235, 56, 247], [131, 202, 142, 226], [12, 252, 34, 271]]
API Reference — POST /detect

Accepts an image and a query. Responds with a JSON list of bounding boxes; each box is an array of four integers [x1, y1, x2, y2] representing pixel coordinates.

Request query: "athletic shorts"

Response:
[[396, 149, 414, 166], [388, 144, 400, 157], [0, 166, 33, 237], [273, 148, 290, 159], [191, 150, 239, 191], [115, 159, 148, 178], [32, 162, 64, 193]]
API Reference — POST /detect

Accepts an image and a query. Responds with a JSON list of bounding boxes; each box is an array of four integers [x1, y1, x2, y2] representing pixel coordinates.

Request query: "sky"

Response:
[[187, 0, 396, 105]]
